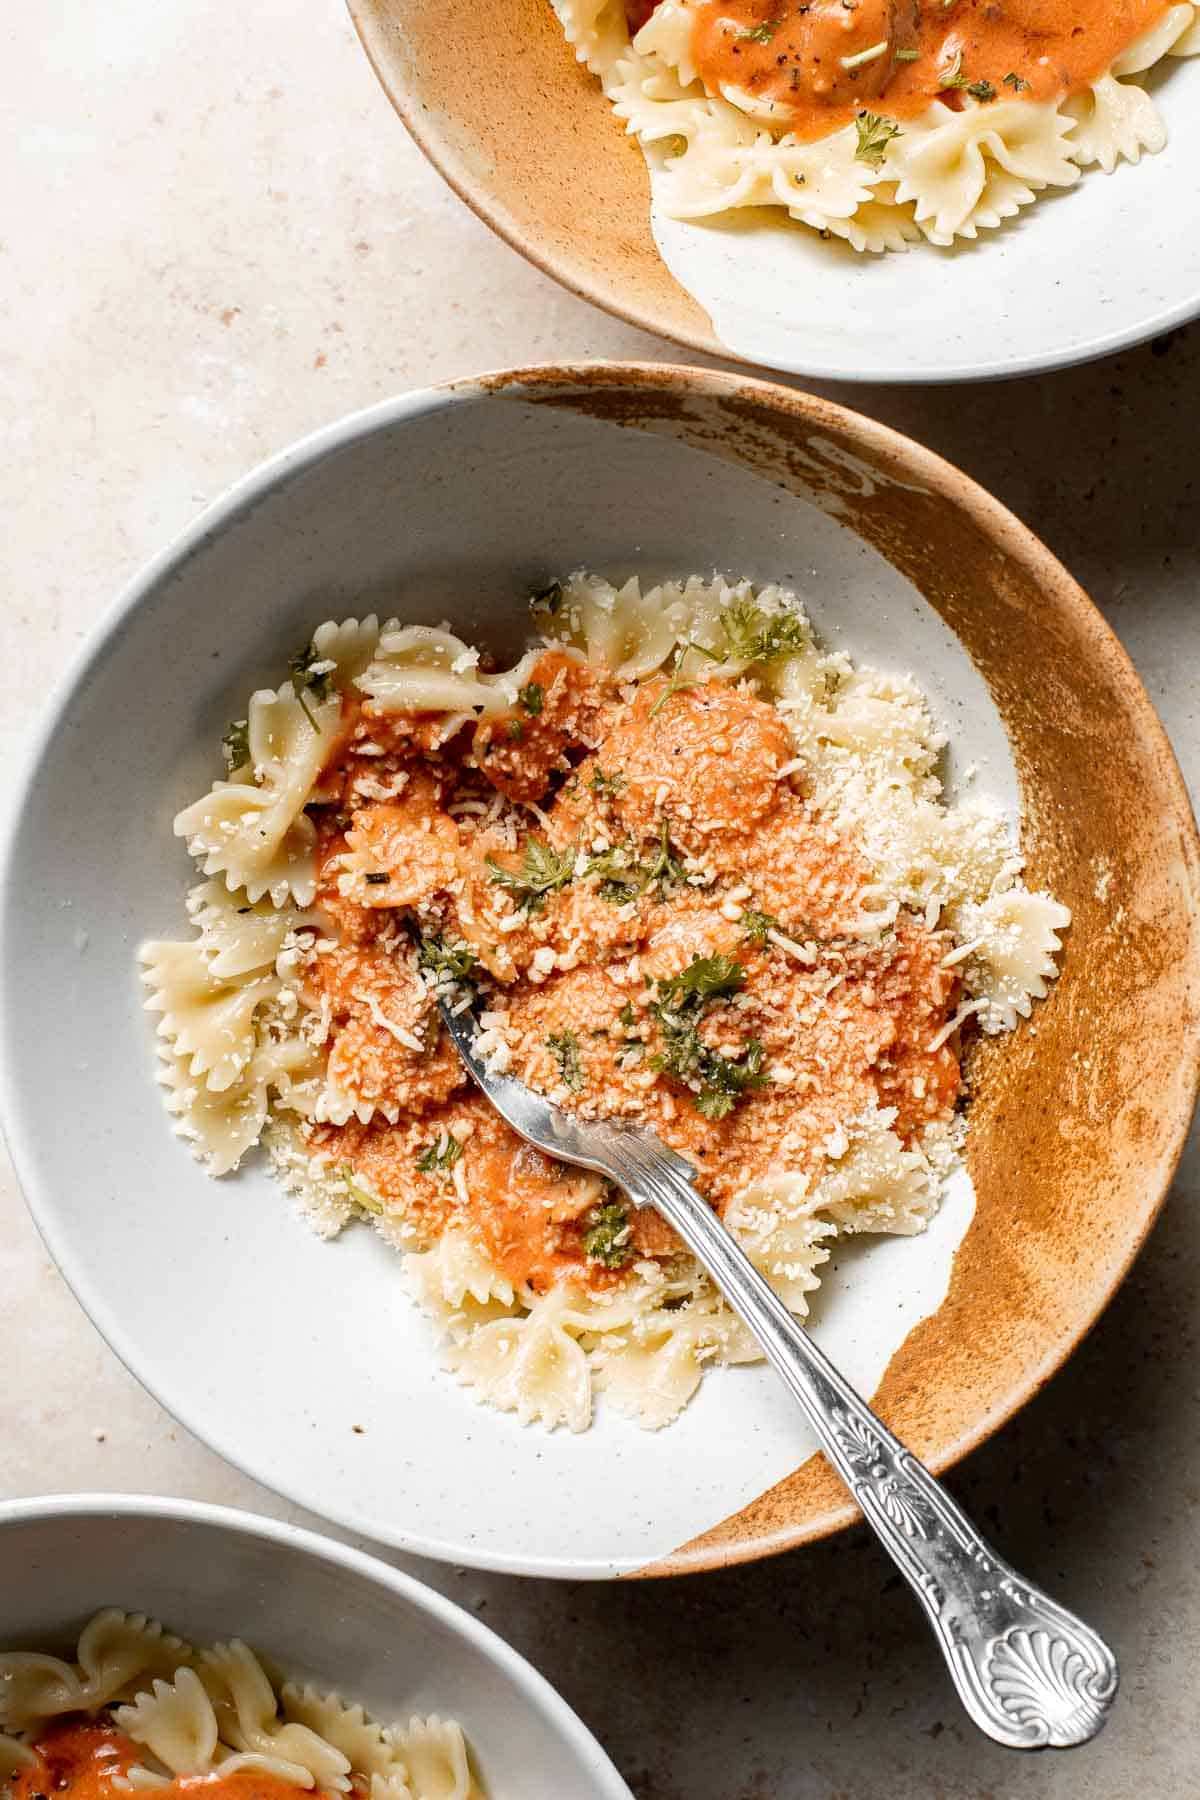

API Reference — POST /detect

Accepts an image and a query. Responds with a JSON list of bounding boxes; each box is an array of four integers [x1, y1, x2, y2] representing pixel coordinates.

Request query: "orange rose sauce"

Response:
[[11, 1721, 316, 1800], [306, 659, 962, 1300], [641, 0, 1177, 143]]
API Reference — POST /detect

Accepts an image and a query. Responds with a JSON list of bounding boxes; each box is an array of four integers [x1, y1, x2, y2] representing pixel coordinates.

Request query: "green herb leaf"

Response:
[[222, 718, 251, 773], [618, 1000, 638, 1029], [647, 641, 722, 720], [587, 766, 627, 796], [547, 1030, 585, 1092], [415, 1135, 464, 1177], [638, 816, 688, 895], [965, 77, 996, 101], [506, 719, 524, 742], [719, 598, 809, 663], [693, 1039, 767, 1119], [288, 640, 335, 728], [658, 953, 747, 1012], [416, 931, 477, 982], [518, 682, 545, 717], [739, 908, 780, 947], [648, 955, 766, 1118], [736, 17, 780, 42], [586, 818, 687, 904], [583, 1199, 632, 1269], [486, 838, 576, 912], [854, 111, 903, 168], [1002, 70, 1030, 92], [340, 1162, 384, 1214]]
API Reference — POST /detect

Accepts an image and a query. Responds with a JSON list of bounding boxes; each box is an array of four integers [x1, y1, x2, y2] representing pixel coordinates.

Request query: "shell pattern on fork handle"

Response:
[[603, 1130, 1119, 1751]]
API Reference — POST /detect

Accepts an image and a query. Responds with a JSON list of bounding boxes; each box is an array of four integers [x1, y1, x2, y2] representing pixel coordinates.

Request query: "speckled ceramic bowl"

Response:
[[0, 1495, 632, 1797], [347, 0, 1200, 382], [1, 365, 1197, 1577]]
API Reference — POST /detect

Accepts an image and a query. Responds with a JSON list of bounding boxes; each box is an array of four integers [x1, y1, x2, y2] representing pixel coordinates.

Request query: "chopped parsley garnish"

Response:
[[586, 818, 687, 903], [618, 1000, 638, 1029], [649, 953, 767, 1119], [506, 719, 524, 742], [739, 908, 780, 946], [486, 838, 575, 912], [518, 682, 544, 716], [719, 598, 809, 663], [588, 766, 627, 796], [547, 1030, 585, 1092], [530, 580, 565, 619], [585, 840, 641, 901], [854, 111, 903, 168], [693, 1040, 767, 1120], [938, 53, 996, 98], [736, 17, 781, 42], [222, 718, 251, 773], [657, 953, 747, 1011], [647, 641, 720, 719], [415, 1135, 464, 1177], [583, 1199, 632, 1269], [1002, 70, 1030, 92], [416, 931, 477, 982], [638, 816, 689, 894], [288, 640, 335, 728], [895, 47, 920, 62]]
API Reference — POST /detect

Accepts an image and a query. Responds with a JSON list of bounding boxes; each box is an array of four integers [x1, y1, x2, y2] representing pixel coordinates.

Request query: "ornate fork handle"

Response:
[[608, 1134, 1118, 1750]]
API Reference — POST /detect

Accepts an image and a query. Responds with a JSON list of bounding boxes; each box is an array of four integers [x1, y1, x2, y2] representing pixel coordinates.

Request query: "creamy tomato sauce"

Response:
[[668, 0, 1176, 142], [303, 643, 962, 1297], [10, 1721, 314, 1800]]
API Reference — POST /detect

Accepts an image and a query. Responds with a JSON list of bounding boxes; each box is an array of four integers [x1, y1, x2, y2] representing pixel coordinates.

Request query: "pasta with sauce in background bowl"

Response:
[[0, 1497, 633, 1800], [347, 1, 1200, 379]]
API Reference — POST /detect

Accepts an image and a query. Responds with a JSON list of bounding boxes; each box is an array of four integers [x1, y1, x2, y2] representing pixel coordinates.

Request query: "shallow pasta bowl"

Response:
[[0, 1494, 631, 1798], [348, 0, 1200, 381], [0, 363, 1197, 1578]]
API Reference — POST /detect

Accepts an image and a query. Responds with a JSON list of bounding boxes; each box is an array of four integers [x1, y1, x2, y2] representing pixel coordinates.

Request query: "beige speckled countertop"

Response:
[[2, 2, 1198, 1795]]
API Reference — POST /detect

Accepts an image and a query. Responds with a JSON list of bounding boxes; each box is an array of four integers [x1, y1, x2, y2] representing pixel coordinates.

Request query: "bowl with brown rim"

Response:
[[1, 362, 1196, 1577], [346, 0, 1200, 382]]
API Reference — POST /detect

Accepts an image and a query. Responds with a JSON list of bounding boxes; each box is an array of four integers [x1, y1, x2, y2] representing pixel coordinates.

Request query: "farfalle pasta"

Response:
[[142, 572, 1069, 1431], [551, 0, 1199, 251], [0, 1614, 478, 1800]]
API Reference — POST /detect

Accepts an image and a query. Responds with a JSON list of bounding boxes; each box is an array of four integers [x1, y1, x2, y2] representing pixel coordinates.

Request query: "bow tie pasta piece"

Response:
[[0, 1614, 477, 1800], [550, 0, 1200, 249], [175, 681, 341, 907], [389, 1716, 473, 1800]]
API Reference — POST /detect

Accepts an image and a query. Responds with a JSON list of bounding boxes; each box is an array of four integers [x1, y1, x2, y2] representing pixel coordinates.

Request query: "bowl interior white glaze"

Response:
[[0, 1497, 630, 1799], [0, 377, 1021, 1576]]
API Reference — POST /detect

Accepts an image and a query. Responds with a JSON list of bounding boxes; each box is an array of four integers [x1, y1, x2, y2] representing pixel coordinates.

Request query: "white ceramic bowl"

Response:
[[2, 366, 1195, 1580], [350, 0, 1200, 382], [0, 1495, 630, 1799]]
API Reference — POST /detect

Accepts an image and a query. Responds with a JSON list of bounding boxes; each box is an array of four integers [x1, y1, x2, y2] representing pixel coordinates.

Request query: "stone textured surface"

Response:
[[1, 2, 1197, 1796]]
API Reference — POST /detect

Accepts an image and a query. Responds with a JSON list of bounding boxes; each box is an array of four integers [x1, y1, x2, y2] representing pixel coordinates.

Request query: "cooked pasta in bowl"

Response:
[[348, 0, 1200, 378], [142, 574, 1068, 1436], [1, 366, 1196, 1575], [0, 1496, 632, 1800]]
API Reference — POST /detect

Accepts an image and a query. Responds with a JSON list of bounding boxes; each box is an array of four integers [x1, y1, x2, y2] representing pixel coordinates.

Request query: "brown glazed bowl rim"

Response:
[[458, 361, 1200, 1569], [345, 2, 1200, 383]]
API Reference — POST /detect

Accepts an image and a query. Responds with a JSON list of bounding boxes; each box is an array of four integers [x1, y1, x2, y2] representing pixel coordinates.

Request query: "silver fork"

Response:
[[438, 994, 1118, 1749]]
